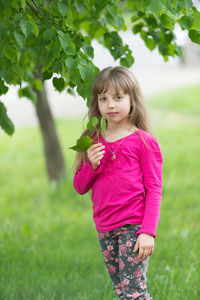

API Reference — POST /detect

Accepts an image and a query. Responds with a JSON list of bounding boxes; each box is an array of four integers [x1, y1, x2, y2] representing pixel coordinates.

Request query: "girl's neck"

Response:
[[104, 123, 138, 142]]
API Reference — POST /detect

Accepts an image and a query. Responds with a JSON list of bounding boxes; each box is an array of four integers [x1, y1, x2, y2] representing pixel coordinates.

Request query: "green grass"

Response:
[[0, 84, 200, 300]]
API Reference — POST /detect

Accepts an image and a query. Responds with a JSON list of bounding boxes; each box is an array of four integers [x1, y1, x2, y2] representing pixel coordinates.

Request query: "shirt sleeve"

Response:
[[73, 160, 101, 195], [136, 136, 163, 238]]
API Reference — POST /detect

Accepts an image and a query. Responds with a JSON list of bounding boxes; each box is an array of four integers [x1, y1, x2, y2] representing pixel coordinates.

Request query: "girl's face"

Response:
[[97, 85, 132, 128]]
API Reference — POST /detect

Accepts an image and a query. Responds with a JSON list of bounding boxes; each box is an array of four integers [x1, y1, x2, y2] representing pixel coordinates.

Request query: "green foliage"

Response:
[[0, 101, 15, 135], [0, 0, 200, 135], [69, 115, 106, 152]]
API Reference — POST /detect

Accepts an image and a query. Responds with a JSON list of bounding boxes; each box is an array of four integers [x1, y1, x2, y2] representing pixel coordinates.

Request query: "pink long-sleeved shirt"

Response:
[[73, 129, 163, 237]]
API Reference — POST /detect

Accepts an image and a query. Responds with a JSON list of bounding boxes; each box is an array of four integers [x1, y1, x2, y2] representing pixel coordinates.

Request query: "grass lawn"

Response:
[[0, 84, 200, 300]]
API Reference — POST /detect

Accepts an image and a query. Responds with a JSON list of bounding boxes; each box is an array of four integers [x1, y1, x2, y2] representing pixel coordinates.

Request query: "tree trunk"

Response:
[[34, 69, 66, 181]]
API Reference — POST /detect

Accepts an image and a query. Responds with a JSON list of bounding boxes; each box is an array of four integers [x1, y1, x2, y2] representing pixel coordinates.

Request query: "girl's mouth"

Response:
[[107, 112, 118, 116]]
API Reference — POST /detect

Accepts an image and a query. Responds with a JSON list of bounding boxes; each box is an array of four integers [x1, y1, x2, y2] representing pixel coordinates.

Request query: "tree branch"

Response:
[[31, 0, 50, 28], [47, 0, 52, 28], [26, 1, 41, 20]]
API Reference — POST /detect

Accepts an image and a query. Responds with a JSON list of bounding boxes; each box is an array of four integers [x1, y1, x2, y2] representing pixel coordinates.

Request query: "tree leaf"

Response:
[[77, 79, 93, 100], [52, 60, 62, 73], [49, 39, 62, 58], [191, 9, 200, 30], [82, 44, 94, 58], [65, 57, 78, 73], [188, 29, 200, 44], [87, 117, 98, 131], [101, 115, 106, 134], [20, 20, 34, 37], [18, 86, 37, 103], [180, 15, 194, 30], [58, 34, 70, 51], [112, 14, 125, 30], [0, 78, 9, 96], [14, 31, 25, 48], [145, 0, 165, 15], [120, 56, 134, 67], [107, 4, 118, 18], [57, 1, 69, 16], [68, 136, 93, 153], [0, 101, 15, 135], [43, 28, 56, 40], [160, 12, 176, 30], [3, 45, 18, 62], [78, 65, 92, 82], [53, 77, 65, 92], [21, 0, 25, 10]]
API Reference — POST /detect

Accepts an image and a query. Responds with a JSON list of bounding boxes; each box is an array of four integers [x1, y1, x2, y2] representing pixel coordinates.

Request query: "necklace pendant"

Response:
[[113, 154, 116, 159]]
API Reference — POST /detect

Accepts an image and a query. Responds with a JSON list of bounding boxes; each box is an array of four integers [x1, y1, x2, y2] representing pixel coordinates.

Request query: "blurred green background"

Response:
[[0, 84, 200, 300]]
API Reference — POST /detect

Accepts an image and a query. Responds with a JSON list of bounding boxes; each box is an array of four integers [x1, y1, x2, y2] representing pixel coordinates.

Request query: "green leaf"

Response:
[[145, 37, 156, 50], [68, 136, 93, 153], [78, 65, 92, 82], [43, 28, 56, 40], [101, 115, 106, 134], [112, 14, 125, 30], [64, 42, 76, 56], [49, 39, 62, 58], [132, 19, 146, 34], [191, 10, 200, 30], [32, 79, 43, 91], [21, 0, 25, 10], [0, 101, 15, 136], [145, 0, 165, 15], [43, 70, 53, 80], [59, 34, 70, 51], [65, 57, 78, 73], [160, 12, 176, 30], [188, 29, 200, 44], [180, 15, 194, 30], [0, 21, 7, 37], [52, 60, 62, 73], [18, 86, 37, 103], [120, 56, 134, 67], [58, 1, 69, 16], [87, 117, 98, 131], [0, 78, 9, 96], [14, 31, 25, 48], [11, 1, 19, 11], [67, 88, 75, 97], [53, 77, 65, 92], [20, 20, 34, 37], [0, 0, 13, 8], [77, 80, 93, 100], [107, 4, 118, 18], [82, 44, 94, 58], [175, 45, 183, 57], [3, 45, 18, 62], [12, 63, 24, 79], [27, 14, 39, 37]]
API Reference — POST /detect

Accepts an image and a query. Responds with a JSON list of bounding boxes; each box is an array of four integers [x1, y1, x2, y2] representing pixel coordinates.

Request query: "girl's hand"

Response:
[[87, 143, 105, 171], [133, 233, 154, 261]]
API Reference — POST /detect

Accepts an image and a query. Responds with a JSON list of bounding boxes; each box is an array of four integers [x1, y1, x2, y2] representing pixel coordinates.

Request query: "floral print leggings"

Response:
[[97, 224, 152, 300]]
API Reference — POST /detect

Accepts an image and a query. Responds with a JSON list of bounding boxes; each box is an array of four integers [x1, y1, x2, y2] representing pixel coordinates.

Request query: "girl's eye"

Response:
[[116, 96, 122, 100], [99, 97, 106, 101]]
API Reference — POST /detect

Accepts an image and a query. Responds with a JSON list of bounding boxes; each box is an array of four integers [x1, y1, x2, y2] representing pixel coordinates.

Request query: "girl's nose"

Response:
[[107, 99, 115, 109]]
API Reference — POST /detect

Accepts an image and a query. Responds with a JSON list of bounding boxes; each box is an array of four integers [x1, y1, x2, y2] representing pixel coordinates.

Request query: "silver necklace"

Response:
[[103, 129, 131, 160]]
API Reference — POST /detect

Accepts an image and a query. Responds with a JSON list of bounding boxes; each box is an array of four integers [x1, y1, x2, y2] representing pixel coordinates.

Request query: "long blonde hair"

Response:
[[74, 66, 152, 172]]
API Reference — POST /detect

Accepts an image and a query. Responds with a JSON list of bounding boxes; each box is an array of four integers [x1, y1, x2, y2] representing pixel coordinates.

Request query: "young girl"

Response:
[[73, 66, 162, 300]]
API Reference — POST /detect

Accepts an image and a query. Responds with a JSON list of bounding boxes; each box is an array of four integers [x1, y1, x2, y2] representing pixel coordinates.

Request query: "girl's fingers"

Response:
[[139, 246, 154, 261]]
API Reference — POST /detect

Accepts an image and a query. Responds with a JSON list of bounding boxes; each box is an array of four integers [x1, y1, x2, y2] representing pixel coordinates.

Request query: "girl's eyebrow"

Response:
[[98, 92, 125, 96]]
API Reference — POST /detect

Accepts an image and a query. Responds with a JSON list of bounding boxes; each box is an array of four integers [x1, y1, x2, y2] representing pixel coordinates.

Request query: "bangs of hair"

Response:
[[92, 68, 133, 96]]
